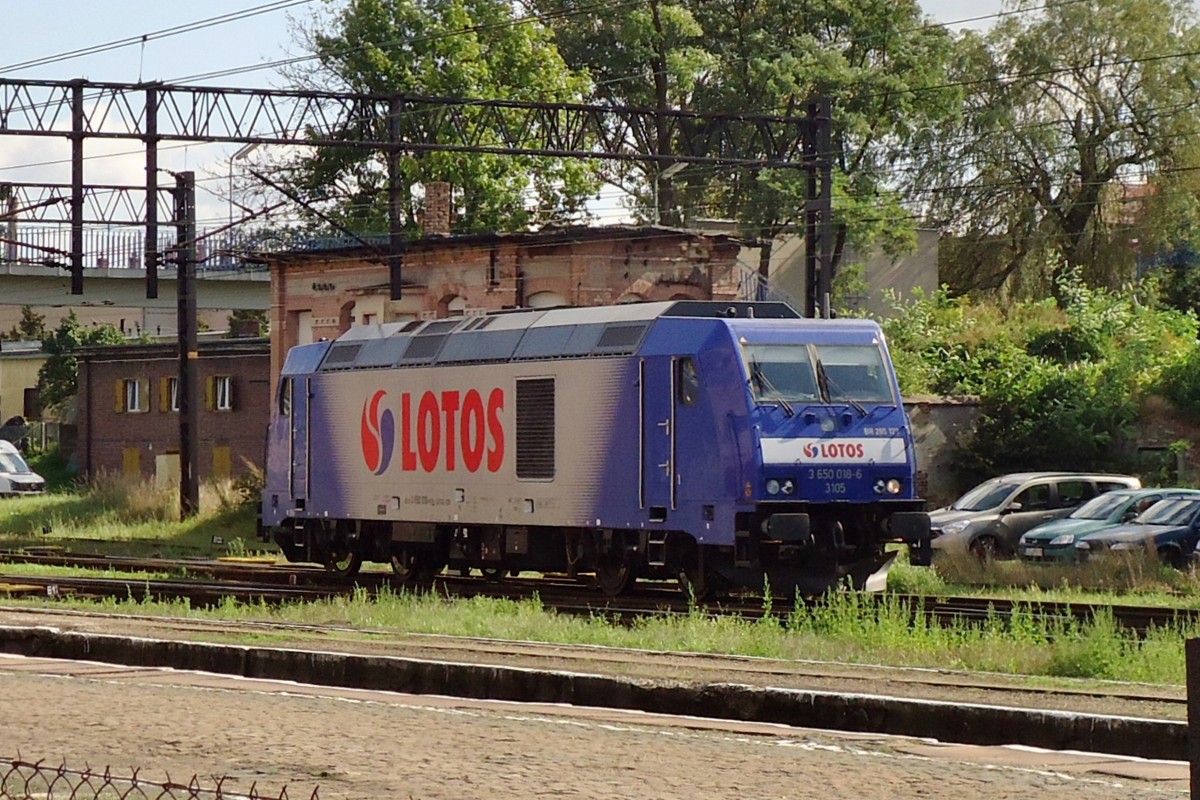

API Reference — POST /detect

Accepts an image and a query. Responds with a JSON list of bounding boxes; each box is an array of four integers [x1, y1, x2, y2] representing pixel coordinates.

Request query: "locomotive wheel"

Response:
[[390, 549, 422, 583], [481, 566, 505, 581], [594, 550, 635, 596], [390, 548, 445, 584], [325, 550, 363, 578]]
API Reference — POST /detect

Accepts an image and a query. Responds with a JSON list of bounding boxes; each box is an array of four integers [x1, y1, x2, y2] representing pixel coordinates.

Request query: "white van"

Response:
[[0, 440, 46, 496]]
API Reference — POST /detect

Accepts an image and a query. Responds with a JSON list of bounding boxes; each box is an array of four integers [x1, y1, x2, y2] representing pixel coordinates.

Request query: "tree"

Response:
[[6, 305, 46, 342], [226, 309, 269, 338], [920, 0, 1200, 302], [37, 312, 126, 413], [534, 0, 962, 290], [283, 0, 600, 235]]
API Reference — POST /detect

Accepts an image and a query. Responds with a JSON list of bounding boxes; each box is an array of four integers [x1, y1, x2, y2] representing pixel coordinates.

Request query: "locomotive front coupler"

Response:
[[762, 513, 813, 547]]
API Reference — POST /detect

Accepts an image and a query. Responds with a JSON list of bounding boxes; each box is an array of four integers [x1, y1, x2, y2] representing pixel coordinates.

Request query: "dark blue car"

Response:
[[1075, 495, 1200, 568]]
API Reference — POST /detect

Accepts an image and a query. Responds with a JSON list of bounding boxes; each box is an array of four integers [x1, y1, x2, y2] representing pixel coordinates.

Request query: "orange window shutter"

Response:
[[212, 446, 232, 479], [114, 379, 125, 413], [205, 376, 215, 411], [159, 377, 169, 412]]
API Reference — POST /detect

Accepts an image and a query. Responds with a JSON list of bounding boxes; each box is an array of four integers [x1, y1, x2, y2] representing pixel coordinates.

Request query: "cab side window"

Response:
[[1055, 480, 1094, 509], [677, 357, 700, 406], [1013, 484, 1051, 511]]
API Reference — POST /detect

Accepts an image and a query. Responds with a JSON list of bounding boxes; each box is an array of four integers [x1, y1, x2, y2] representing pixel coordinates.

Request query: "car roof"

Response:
[[0, 440, 18, 454], [986, 472, 1140, 483]]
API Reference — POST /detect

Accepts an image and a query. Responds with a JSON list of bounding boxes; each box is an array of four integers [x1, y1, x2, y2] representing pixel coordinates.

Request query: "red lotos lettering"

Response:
[[417, 391, 440, 472], [440, 391, 460, 471], [461, 390, 485, 472], [400, 393, 417, 471], [486, 388, 505, 473]]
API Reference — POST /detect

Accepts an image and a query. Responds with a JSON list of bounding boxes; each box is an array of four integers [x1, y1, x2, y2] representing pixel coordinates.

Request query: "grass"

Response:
[[7, 584, 1197, 685], [0, 470, 265, 559], [4, 473, 1200, 686]]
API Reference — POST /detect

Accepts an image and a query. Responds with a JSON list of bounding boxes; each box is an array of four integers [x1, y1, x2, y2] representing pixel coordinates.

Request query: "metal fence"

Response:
[[0, 758, 318, 800]]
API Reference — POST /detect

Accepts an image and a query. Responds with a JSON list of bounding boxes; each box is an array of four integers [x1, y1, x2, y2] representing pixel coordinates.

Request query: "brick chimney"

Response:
[[424, 181, 452, 237]]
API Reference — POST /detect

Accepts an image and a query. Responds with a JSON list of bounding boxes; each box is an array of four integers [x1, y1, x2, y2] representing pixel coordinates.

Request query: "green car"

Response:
[[1018, 488, 1184, 564]]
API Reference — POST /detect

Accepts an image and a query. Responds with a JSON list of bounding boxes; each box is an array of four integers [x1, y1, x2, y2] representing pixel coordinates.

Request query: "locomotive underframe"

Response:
[[259, 498, 930, 597]]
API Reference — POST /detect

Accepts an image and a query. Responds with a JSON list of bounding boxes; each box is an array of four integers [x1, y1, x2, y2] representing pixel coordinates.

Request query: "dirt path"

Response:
[[0, 654, 1188, 799]]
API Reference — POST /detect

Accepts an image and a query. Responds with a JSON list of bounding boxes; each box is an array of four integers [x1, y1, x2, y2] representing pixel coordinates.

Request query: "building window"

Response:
[[205, 376, 234, 412], [116, 378, 149, 413], [160, 377, 180, 412]]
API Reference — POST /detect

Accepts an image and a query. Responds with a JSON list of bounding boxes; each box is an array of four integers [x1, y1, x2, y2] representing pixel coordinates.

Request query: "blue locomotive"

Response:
[[259, 300, 930, 596]]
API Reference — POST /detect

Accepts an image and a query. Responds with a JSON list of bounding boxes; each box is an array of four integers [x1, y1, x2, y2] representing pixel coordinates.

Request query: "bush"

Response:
[[883, 273, 1199, 478]]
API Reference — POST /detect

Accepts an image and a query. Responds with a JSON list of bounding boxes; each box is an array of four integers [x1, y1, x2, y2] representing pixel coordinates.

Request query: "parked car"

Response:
[[1075, 494, 1200, 568], [1018, 488, 1185, 564], [929, 472, 1142, 560], [0, 439, 46, 496]]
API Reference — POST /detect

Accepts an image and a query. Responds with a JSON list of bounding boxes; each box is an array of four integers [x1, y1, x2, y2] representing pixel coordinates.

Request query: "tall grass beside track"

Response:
[[2, 474, 1200, 685], [7, 585, 1195, 684]]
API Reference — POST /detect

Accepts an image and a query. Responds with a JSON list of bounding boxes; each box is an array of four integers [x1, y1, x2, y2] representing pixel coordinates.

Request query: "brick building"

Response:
[[76, 338, 270, 483], [261, 223, 745, 383]]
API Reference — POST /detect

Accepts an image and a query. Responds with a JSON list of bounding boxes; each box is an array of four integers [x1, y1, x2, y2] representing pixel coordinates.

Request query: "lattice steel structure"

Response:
[[0, 78, 834, 315]]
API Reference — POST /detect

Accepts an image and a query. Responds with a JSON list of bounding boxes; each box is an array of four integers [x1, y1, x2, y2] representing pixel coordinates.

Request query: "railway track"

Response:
[[1, 548, 1198, 633]]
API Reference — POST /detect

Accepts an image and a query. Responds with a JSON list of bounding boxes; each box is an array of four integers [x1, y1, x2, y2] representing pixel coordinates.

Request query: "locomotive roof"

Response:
[[284, 300, 877, 375]]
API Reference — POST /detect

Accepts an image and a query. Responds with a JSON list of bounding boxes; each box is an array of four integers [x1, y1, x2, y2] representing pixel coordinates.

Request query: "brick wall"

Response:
[[77, 340, 271, 482], [267, 227, 741, 385]]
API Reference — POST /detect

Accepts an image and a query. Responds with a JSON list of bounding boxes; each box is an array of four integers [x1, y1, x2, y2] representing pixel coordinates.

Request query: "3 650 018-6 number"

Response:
[[805, 468, 864, 481]]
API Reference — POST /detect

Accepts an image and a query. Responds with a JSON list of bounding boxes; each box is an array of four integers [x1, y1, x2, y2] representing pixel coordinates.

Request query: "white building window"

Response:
[[168, 377, 180, 412], [215, 376, 233, 411], [206, 375, 234, 412], [125, 379, 142, 412]]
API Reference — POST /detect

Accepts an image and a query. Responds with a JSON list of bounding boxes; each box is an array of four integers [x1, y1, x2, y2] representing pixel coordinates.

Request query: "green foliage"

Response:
[[6, 306, 47, 342], [921, 0, 1200, 298], [27, 447, 76, 492], [288, 0, 599, 234], [36, 312, 127, 413], [884, 272, 1199, 479], [226, 309, 268, 338]]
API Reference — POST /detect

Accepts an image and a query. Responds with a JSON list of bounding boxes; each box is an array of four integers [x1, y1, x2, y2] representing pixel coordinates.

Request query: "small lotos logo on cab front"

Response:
[[361, 390, 396, 475], [803, 441, 865, 460]]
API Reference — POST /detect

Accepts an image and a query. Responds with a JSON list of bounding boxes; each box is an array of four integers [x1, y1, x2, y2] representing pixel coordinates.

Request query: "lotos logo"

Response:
[[361, 390, 396, 475], [361, 387, 505, 475], [803, 442, 865, 460]]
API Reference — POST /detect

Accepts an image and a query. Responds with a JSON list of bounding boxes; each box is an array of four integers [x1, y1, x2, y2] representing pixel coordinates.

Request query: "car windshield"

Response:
[[1139, 498, 1200, 526], [741, 343, 894, 405], [0, 451, 30, 474], [951, 480, 1021, 512], [1069, 492, 1132, 520]]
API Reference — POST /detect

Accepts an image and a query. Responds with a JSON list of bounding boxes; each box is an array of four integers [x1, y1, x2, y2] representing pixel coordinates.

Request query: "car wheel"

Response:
[[969, 534, 1004, 562]]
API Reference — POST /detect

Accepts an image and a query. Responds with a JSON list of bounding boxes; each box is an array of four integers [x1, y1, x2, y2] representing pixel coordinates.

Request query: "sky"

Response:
[[0, 0, 1006, 228]]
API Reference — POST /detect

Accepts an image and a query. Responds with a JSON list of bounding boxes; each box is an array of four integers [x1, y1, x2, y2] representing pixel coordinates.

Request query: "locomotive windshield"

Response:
[[742, 343, 895, 406]]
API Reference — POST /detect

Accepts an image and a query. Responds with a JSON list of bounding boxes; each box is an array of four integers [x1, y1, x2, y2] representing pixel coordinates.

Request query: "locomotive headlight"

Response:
[[886, 479, 902, 495], [766, 479, 781, 495], [781, 479, 795, 495]]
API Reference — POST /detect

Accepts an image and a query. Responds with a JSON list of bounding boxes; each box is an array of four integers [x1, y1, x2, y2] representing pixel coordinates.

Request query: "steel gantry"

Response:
[[0, 77, 835, 313]]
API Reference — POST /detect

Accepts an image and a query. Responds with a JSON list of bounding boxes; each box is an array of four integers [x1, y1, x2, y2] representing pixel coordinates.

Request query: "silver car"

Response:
[[929, 472, 1142, 559]]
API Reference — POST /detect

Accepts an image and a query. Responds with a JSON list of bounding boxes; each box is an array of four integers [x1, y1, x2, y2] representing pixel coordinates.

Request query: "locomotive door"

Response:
[[289, 376, 309, 502], [640, 357, 676, 516]]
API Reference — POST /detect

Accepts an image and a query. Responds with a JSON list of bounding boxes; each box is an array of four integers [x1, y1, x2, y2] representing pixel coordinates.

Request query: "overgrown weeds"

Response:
[[18, 583, 1197, 685]]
